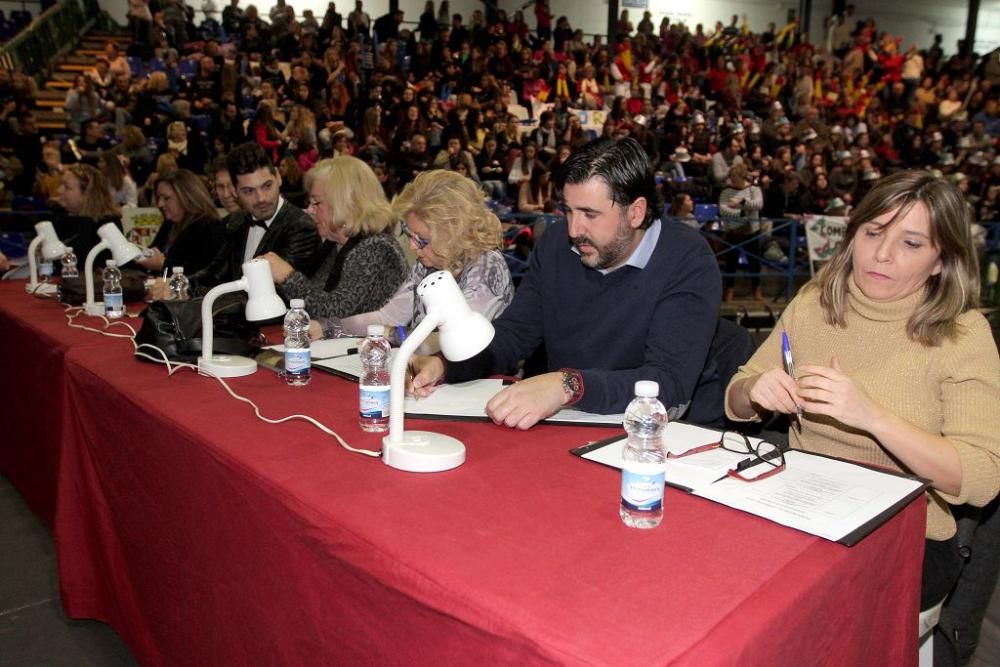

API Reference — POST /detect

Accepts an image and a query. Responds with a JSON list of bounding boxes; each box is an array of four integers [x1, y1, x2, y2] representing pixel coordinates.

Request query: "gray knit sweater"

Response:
[[280, 232, 409, 319]]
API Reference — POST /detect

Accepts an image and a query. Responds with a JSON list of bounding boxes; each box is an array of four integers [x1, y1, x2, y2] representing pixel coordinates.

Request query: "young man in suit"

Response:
[[190, 142, 320, 291]]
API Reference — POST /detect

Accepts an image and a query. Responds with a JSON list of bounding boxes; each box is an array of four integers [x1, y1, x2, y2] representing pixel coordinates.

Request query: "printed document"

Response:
[[575, 422, 926, 544]]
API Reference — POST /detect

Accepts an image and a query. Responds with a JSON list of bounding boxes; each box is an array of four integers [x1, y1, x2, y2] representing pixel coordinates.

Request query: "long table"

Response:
[[0, 281, 927, 665]]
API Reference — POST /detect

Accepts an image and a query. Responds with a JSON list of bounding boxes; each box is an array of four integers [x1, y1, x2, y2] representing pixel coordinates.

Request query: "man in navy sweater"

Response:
[[410, 138, 723, 428]]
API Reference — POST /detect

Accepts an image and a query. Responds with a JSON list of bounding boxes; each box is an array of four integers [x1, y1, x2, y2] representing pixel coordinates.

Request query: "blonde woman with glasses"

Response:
[[725, 171, 1000, 637], [260, 156, 408, 320], [309, 169, 514, 343]]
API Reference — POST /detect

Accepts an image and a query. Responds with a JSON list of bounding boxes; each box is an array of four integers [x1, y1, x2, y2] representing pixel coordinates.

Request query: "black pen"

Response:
[[313, 347, 358, 361]]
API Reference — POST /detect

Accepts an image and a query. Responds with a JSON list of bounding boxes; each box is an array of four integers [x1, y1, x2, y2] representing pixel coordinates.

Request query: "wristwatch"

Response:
[[559, 368, 584, 406]]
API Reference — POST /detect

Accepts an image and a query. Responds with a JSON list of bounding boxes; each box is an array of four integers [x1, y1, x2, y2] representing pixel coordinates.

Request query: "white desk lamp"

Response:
[[83, 223, 143, 316], [197, 258, 286, 378], [26, 221, 66, 295], [382, 270, 495, 473]]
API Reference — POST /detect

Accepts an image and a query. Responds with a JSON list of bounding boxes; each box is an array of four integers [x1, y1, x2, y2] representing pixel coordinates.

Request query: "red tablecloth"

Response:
[[1, 282, 926, 666], [0, 282, 142, 525]]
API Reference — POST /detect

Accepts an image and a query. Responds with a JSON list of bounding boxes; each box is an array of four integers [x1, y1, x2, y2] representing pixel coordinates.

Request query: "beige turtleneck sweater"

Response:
[[726, 279, 1000, 540]]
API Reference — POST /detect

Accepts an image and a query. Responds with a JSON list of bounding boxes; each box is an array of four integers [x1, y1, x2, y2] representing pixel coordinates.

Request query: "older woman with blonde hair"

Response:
[[726, 171, 1000, 625], [261, 156, 408, 319], [310, 168, 514, 342]]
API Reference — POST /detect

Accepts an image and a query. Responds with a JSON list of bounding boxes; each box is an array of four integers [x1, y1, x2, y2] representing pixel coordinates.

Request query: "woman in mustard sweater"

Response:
[[726, 171, 1000, 618]]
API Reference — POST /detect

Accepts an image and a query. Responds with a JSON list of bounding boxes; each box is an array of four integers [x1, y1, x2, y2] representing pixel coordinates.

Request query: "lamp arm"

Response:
[[200, 278, 247, 362], [386, 311, 444, 445], [84, 240, 110, 307], [26, 236, 42, 291]]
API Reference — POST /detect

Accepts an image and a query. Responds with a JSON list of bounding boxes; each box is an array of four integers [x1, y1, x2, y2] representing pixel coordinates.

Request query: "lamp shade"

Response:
[[97, 222, 142, 266], [242, 258, 287, 321], [35, 221, 66, 260], [416, 271, 495, 361]]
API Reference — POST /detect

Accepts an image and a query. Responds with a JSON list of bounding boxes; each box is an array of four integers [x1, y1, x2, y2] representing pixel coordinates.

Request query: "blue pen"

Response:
[[781, 331, 804, 424]]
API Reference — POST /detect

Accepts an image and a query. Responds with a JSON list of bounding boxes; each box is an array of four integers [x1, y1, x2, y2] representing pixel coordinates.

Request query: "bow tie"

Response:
[[249, 218, 268, 230]]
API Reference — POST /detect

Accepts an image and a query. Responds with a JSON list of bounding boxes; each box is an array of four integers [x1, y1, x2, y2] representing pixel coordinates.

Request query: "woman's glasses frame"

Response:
[[399, 219, 431, 250], [667, 430, 786, 483]]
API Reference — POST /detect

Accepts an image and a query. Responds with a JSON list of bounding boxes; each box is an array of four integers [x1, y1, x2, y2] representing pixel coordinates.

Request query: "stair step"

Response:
[[46, 80, 73, 90], [56, 64, 92, 72]]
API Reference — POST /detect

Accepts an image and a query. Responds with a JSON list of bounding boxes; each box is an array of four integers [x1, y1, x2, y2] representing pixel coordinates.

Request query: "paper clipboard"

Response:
[[571, 433, 929, 546]]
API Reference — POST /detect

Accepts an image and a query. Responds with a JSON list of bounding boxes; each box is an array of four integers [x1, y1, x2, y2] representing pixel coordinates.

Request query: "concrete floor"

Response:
[[0, 474, 136, 667]]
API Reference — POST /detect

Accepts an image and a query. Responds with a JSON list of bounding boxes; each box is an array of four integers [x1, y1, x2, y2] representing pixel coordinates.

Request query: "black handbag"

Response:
[[134, 293, 261, 364]]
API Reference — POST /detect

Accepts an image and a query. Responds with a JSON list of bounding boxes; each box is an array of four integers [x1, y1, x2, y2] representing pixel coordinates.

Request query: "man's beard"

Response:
[[571, 215, 636, 270]]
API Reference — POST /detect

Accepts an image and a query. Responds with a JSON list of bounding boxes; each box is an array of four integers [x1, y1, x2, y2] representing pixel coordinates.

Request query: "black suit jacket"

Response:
[[189, 200, 320, 291]]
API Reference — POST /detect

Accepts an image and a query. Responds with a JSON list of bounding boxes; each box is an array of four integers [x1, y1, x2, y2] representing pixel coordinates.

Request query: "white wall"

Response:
[[96, 0, 996, 55]]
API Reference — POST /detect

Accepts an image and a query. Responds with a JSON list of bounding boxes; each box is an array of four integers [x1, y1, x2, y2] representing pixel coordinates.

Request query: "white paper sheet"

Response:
[[576, 423, 926, 543], [405, 377, 624, 425], [267, 337, 364, 359], [695, 451, 925, 542]]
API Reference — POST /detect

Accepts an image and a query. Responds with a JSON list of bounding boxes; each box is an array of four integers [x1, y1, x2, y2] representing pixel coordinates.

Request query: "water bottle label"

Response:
[[359, 385, 390, 419], [104, 293, 123, 312], [620, 463, 665, 512], [284, 348, 311, 375]]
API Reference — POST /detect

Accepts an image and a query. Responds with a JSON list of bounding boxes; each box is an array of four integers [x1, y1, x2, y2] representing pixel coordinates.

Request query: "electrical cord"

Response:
[[62, 304, 380, 458]]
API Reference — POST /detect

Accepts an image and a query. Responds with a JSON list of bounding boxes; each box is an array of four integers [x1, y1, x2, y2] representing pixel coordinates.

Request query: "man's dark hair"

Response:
[[554, 137, 661, 230], [226, 142, 275, 180]]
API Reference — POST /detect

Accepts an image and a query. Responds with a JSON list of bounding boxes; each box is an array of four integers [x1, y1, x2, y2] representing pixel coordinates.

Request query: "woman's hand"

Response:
[[746, 368, 802, 415], [135, 247, 165, 272], [259, 251, 294, 284], [308, 320, 323, 340], [796, 357, 882, 430], [149, 278, 171, 300], [407, 354, 445, 398]]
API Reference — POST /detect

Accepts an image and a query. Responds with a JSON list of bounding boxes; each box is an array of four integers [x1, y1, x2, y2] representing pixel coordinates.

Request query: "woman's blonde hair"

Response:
[[147, 71, 169, 93], [815, 169, 980, 346], [391, 169, 503, 276], [304, 156, 394, 238], [66, 164, 121, 220], [166, 121, 187, 143]]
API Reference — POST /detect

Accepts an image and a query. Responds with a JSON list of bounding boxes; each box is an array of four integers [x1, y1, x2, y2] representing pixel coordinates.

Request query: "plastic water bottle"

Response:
[[102, 259, 124, 319], [359, 324, 391, 432], [61, 247, 78, 279], [39, 254, 54, 281], [168, 266, 190, 301], [283, 298, 311, 386], [620, 381, 668, 529]]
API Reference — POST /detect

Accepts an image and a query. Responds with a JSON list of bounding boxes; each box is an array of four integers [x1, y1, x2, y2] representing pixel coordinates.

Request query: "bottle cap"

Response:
[[105, 259, 116, 267], [290, 298, 305, 309], [172, 266, 184, 274], [367, 324, 385, 337], [634, 380, 659, 398]]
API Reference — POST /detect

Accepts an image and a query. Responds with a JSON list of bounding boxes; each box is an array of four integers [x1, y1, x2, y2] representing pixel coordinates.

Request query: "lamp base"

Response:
[[198, 355, 257, 378], [84, 301, 106, 316], [26, 283, 59, 296], [382, 431, 466, 472]]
